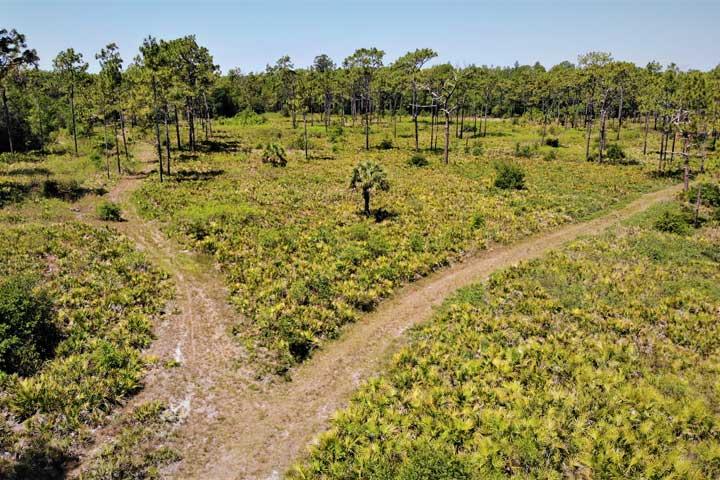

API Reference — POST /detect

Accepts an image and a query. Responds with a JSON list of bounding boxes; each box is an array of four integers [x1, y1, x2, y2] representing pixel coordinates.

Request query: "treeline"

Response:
[[2, 28, 720, 167]]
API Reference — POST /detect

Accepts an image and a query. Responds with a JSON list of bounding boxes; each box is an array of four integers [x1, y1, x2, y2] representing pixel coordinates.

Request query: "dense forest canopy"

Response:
[[1, 29, 719, 165]]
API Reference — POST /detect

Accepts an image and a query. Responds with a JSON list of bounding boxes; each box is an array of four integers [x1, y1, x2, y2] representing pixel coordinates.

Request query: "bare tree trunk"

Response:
[[599, 109, 607, 162], [670, 131, 676, 162], [203, 93, 211, 140], [444, 111, 451, 164], [429, 106, 435, 150], [413, 87, 419, 151], [120, 111, 129, 162], [186, 99, 195, 153], [363, 188, 370, 216], [643, 112, 649, 155], [113, 116, 121, 174], [174, 106, 182, 151], [694, 183, 702, 226], [303, 111, 308, 160], [1, 88, 14, 154], [683, 136, 690, 191], [102, 114, 110, 179], [164, 107, 171, 174], [152, 77, 164, 182], [70, 83, 78, 156], [616, 87, 623, 140], [483, 102, 489, 137], [585, 117, 593, 161]]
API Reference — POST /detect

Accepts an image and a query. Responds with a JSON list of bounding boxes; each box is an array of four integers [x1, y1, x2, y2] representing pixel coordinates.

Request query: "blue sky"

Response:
[[5, 0, 720, 73]]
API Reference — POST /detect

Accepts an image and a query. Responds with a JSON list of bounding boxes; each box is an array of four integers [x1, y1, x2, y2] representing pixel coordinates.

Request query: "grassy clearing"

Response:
[[290, 199, 720, 479], [134, 115, 686, 369]]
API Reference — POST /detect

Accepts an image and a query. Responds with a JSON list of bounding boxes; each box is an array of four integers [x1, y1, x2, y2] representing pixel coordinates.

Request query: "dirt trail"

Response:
[[69, 152, 254, 477], [73, 154, 683, 479], [176, 184, 684, 480]]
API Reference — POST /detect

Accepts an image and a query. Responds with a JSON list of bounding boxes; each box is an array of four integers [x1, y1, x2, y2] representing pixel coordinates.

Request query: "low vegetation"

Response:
[[0, 223, 170, 477], [134, 116, 683, 369], [292, 199, 720, 479]]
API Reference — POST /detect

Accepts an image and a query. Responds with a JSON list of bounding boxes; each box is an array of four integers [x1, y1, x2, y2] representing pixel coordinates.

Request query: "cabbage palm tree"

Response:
[[350, 160, 389, 216]]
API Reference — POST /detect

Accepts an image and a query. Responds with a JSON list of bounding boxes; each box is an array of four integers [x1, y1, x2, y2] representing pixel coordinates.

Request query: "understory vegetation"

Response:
[[0, 223, 170, 478], [291, 199, 720, 479], [135, 116, 682, 369]]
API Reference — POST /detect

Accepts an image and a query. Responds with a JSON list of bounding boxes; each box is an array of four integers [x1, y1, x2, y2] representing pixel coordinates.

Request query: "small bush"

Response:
[[290, 134, 313, 151], [545, 137, 560, 147], [328, 125, 344, 143], [378, 138, 393, 150], [494, 161, 526, 190], [654, 208, 693, 235], [687, 182, 720, 208], [0, 276, 59, 376], [234, 107, 267, 125], [543, 150, 557, 161], [514, 142, 534, 158], [407, 154, 429, 167], [464, 143, 484, 157], [261, 143, 287, 167], [97, 201, 122, 221], [470, 213, 485, 229], [606, 143, 626, 161]]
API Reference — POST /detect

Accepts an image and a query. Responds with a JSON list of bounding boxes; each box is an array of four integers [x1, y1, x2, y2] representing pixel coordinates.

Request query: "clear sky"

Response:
[[5, 0, 720, 73]]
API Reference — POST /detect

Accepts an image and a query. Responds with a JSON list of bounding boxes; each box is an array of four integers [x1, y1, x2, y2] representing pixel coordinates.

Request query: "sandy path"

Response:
[[176, 184, 683, 479], [71, 153, 683, 479]]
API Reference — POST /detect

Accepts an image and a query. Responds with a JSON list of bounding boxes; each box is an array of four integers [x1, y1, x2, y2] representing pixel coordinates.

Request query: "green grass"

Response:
[[290, 205, 720, 479], [134, 114, 685, 369]]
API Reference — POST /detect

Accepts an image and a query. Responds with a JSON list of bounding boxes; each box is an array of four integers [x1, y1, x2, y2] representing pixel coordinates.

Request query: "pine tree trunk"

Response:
[[1, 88, 13, 154], [102, 114, 110, 179], [164, 107, 171, 174], [643, 113, 649, 155], [585, 117, 593, 161], [444, 111, 451, 164], [113, 117, 121, 174], [616, 87, 623, 140], [174, 106, 182, 150], [152, 77, 163, 182], [120, 111, 129, 162], [303, 111, 308, 160], [70, 83, 78, 156], [363, 188, 370, 216]]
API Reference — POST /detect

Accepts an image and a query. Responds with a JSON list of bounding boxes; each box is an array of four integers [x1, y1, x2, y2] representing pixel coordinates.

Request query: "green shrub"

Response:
[[328, 125, 344, 143], [514, 142, 535, 158], [464, 143, 484, 157], [378, 138, 393, 150], [494, 161, 526, 190], [97, 201, 122, 221], [407, 154, 429, 167], [654, 207, 693, 235], [543, 150, 557, 161], [544, 137, 560, 147], [290, 134, 313, 151], [0, 276, 59, 376], [234, 107, 267, 125], [396, 445, 470, 480], [261, 143, 287, 167], [606, 143, 626, 161], [470, 213, 485, 229], [687, 182, 720, 207]]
